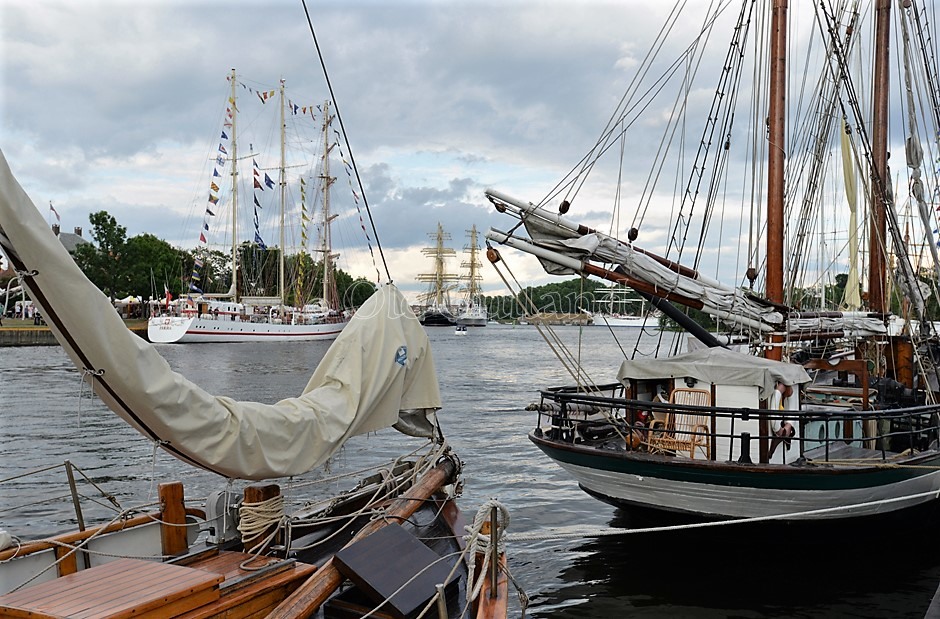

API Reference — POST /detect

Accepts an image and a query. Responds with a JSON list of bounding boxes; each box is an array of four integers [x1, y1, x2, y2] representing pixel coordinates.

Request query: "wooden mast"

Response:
[[766, 0, 788, 363], [229, 69, 239, 301], [869, 0, 891, 315], [278, 78, 287, 312], [320, 100, 338, 310]]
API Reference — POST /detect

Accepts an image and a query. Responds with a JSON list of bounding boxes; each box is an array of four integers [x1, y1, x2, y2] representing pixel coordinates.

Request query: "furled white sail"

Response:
[[485, 189, 887, 337], [840, 121, 862, 311], [0, 150, 440, 480]]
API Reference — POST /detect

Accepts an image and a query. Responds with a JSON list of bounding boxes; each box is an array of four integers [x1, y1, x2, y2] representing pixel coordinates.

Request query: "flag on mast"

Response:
[[49, 201, 61, 223]]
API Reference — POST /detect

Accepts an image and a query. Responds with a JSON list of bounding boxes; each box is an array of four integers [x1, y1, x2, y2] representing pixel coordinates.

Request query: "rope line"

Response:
[[506, 488, 940, 542]]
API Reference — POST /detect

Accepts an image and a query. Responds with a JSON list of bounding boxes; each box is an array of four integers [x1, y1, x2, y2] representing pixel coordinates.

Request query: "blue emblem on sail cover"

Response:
[[395, 346, 407, 366]]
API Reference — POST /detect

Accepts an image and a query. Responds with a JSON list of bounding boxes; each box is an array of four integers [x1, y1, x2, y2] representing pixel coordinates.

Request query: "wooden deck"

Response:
[[0, 550, 316, 619], [0, 558, 222, 619]]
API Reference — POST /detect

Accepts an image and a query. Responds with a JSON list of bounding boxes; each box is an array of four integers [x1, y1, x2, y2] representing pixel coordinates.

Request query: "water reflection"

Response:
[[526, 505, 940, 618], [3, 328, 940, 617]]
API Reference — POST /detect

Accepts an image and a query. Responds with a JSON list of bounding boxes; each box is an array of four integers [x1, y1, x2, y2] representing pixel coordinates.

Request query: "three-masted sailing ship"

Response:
[[148, 72, 350, 343], [456, 225, 488, 327], [484, 0, 940, 521], [417, 222, 460, 326]]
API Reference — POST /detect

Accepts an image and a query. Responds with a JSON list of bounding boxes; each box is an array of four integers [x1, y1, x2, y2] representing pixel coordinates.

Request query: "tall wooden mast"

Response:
[[229, 69, 239, 301], [320, 100, 339, 310], [278, 78, 287, 312], [461, 225, 483, 301], [869, 0, 892, 315], [766, 0, 788, 362]]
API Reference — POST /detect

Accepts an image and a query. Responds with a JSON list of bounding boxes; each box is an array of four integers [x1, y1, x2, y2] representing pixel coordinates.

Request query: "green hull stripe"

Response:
[[533, 437, 940, 491]]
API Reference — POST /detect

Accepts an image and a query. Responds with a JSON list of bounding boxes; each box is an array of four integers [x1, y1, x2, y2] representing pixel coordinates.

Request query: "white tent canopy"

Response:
[[617, 347, 811, 399]]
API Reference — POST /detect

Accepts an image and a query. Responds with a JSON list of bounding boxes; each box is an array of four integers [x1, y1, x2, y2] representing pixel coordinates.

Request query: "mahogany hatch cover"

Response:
[[332, 523, 458, 619], [0, 557, 223, 619]]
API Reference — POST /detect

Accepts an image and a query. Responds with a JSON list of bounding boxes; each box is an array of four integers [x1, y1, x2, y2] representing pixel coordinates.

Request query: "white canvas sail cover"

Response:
[[522, 215, 785, 328], [0, 149, 440, 480], [485, 190, 886, 337], [617, 347, 811, 399]]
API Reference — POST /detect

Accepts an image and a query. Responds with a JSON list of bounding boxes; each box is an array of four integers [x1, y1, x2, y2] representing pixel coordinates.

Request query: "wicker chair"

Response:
[[646, 387, 712, 459]]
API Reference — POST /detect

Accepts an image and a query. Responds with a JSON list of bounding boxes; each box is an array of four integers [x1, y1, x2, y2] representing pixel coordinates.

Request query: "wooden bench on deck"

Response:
[[0, 551, 317, 619], [0, 557, 223, 619]]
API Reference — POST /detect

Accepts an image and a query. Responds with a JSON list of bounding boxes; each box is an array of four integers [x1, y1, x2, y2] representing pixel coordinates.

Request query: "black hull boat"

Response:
[[420, 306, 457, 327]]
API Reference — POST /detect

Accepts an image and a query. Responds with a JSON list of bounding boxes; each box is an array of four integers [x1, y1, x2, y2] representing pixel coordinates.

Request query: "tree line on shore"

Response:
[[8, 210, 927, 328], [0, 210, 375, 311]]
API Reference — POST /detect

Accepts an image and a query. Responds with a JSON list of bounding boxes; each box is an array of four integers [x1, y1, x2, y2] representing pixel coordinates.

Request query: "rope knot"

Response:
[[14, 269, 38, 280]]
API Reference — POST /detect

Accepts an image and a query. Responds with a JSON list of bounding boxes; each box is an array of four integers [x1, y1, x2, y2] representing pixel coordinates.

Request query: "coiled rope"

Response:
[[462, 499, 528, 614], [237, 493, 286, 552]]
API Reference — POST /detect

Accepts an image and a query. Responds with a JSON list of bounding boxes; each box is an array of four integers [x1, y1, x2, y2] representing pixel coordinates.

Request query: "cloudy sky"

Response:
[[2, 1, 923, 303]]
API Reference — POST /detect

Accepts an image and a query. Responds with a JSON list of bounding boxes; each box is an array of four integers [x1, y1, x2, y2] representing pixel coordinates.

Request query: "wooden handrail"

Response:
[[0, 513, 156, 562]]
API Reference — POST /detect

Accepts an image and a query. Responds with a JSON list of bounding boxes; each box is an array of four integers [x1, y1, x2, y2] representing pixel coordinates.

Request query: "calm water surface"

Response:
[[1, 325, 939, 617]]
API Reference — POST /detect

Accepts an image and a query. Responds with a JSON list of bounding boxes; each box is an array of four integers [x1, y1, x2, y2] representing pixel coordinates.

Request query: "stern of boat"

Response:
[[147, 315, 195, 343]]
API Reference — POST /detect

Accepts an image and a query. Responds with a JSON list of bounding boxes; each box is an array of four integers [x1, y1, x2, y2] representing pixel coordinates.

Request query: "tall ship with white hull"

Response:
[[149, 75, 351, 343], [456, 225, 487, 327]]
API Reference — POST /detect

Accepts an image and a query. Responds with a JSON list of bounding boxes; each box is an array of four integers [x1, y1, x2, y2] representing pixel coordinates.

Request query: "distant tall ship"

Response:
[[456, 225, 487, 327], [416, 223, 459, 326]]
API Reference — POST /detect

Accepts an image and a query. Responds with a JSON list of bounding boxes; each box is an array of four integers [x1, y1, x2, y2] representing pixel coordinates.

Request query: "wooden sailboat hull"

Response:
[[531, 431, 940, 520], [148, 315, 348, 343]]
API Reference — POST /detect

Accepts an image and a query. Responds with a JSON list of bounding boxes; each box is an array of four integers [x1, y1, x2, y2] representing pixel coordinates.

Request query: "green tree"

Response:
[[73, 211, 128, 302], [123, 234, 186, 301], [337, 273, 375, 308]]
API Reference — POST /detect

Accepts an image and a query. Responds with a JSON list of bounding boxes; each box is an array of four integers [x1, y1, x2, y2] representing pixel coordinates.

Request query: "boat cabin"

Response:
[[616, 348, 813, 464]]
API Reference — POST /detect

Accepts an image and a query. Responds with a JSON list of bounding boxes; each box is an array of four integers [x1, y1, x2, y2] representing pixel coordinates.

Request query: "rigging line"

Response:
[[540, 42, 693, 212], [539, 0, 733, 211], [666, 0, 755, 266], [488, 253, 593, 387], [899, 4, 940, 341], [300, 0, 391, 285], [555, 0, 687, 209], [820, 6, 927, 328], [745, 1, 767, 278], [786, 3, 858, 298], [505, 489, 940, 542], [634, 25, 701, 232], [564, 0, 689, 205], [909, 1, 940, 132]]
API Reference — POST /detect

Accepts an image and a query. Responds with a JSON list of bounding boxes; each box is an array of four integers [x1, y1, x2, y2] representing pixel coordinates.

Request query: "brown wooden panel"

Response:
[[0, 558, 222, 619], [242, 484, 280, 554], [176, 554, 316, 619], [474, 554, 508, 619], [54, 545, 79, 577]]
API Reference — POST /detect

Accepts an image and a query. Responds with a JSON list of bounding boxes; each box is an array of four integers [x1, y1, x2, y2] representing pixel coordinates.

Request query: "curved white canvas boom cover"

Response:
[[0, 149, 440, 480], [617, 347, 811, 399]]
